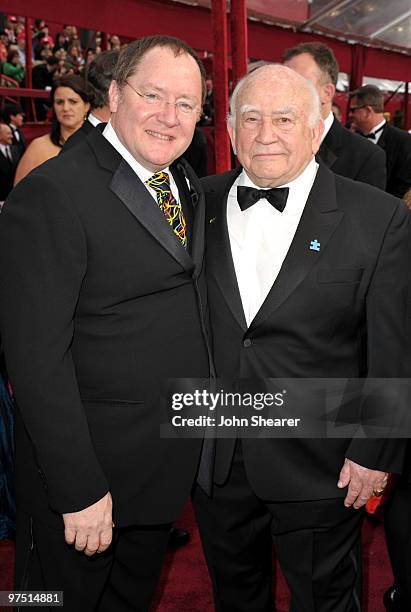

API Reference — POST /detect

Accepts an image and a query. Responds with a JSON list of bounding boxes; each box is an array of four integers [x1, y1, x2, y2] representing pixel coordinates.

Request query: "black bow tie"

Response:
[[363, 124, 384, 140], [237, 186, 289, 213]]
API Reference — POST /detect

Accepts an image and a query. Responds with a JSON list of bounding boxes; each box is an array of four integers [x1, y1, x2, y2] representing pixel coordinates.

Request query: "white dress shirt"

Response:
[[9, 123, 20, 142], [102, 120, 181, 204], [228, 158, 319, 327], [365, 119, 386, 144], [0, 144, 12, 161], [321, 111, 334, 143], [87, 113, 101, 127]]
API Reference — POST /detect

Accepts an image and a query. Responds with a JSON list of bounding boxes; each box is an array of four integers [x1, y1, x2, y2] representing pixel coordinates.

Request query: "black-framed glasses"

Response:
[[348, 105, 367, 113], [125, 81, 200, 116]]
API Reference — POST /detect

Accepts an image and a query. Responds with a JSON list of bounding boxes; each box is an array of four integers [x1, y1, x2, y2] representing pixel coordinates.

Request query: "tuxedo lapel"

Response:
[[317, 119, 339, 169], [11, 126, 25, 148], [317, 141, 337, 169], [173, 159, 205, 279], [206, 168, 247, 331], [376, 123, 388, 151], [87, 127, 194, 274], [0, 149, 12, 168], [110, 161, 194, 273], [249, 163, 344, 331], [18, 127, 26, 147]]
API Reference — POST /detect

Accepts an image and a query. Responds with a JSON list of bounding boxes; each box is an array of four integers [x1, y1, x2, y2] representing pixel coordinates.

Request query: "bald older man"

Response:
[[194, 65, 409, 612]]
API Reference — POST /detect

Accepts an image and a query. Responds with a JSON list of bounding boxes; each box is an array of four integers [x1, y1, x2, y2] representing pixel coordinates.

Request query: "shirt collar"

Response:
[[88, 112, 101, 127], [238, 157, 318, 216], [321, 111, 334, 142], [367, 119, 386, 136], [102, 120, 170, 185]]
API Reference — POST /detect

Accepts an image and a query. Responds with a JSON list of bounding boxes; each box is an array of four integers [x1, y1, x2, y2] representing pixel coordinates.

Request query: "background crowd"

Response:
[[0, 14, 215, 126]]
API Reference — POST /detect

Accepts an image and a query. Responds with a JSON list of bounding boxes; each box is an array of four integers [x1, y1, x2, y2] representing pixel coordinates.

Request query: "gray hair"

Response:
[[228, 63, 321, 129]]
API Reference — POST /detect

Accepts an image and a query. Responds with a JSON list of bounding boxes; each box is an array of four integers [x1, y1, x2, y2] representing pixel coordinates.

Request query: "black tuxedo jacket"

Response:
[[202, 163, 409, 502], [10, 125, 26, 161], [0, 128, 211, 527], [181, 127, 208, 178], [377, 122, 411, 199], [0, 147, 18, 200], [63, 119, 95, 151], [318, 117, 386, 189]]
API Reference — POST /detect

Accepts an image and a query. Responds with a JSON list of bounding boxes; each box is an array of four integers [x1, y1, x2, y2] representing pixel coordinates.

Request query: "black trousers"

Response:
[[193, 442, 364, 612], [384, 478, 411, 606], [15, 511, 171, 611]]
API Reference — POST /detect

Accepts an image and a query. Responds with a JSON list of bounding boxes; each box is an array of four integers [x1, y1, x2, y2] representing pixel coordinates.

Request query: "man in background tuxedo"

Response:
[[346, 87, 411, 612], [349, 84, 411, 199], [1, 103, 25, 162], [0, 123, 18, 203], [0, 35, 210, 611], [194, 64, 408, 612], [63, 49, 119, 151], [32, 56, 59, 120], [182, 126, 208, 177], [283, 42, 387, 190]]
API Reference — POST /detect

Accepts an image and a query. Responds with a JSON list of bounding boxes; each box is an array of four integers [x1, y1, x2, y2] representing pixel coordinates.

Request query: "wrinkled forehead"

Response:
[[237, 74, 308, 116]]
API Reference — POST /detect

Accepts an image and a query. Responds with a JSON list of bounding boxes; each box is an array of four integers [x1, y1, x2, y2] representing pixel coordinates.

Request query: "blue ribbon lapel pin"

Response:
[[310, 239, 320, 252]]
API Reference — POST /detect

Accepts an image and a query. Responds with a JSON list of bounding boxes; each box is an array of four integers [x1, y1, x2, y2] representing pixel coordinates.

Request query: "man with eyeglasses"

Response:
[[349, 84, 411, 199], [194, 63, 408, 612], [0, 35, 211, 610], [283, 42, 387, 190]]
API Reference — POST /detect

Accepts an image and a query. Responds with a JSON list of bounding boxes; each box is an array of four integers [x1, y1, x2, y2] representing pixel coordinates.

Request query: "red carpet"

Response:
[[0, 504, 392, 611]]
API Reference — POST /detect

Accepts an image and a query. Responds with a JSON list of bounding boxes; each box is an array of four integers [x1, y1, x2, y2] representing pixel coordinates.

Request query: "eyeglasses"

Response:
[[126, 81, 199, 116], [348, 105, 368, 113], [348, 104, 378, 113]]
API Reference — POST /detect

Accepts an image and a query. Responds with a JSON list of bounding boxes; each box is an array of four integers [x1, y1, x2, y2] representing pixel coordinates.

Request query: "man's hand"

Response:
[[337, 459, 388, 509], [63, 492, 113, 556]]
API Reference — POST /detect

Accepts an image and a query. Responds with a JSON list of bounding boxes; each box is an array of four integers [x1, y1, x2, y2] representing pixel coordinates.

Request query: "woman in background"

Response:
[[14, 74, 89, 185], [2, 49, 25, 84]]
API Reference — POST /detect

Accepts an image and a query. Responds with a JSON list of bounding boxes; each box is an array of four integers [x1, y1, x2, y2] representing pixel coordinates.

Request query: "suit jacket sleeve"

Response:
[[345, 201, 409, 472], [394, 140, 411, 199], [0, 172, 109, 513], [357, 144, 387, 191]]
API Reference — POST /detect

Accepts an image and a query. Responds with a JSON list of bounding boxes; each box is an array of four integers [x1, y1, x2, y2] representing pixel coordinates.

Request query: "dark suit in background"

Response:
[[1, 105, 26, 164], [318, 116, 387, 189], [377, 122, 411, 199], [9, 125, 25, 162], [0, 146, 18, 201], [182, 126, 208, 177], [384, 447, 411, 610]]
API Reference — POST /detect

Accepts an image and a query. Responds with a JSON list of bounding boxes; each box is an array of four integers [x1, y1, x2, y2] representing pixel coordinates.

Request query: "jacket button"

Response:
[[243, 338, 252, 348]]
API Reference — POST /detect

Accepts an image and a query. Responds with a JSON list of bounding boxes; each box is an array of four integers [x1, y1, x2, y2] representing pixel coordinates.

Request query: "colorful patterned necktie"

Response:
[[146, 171, 187, 248]]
